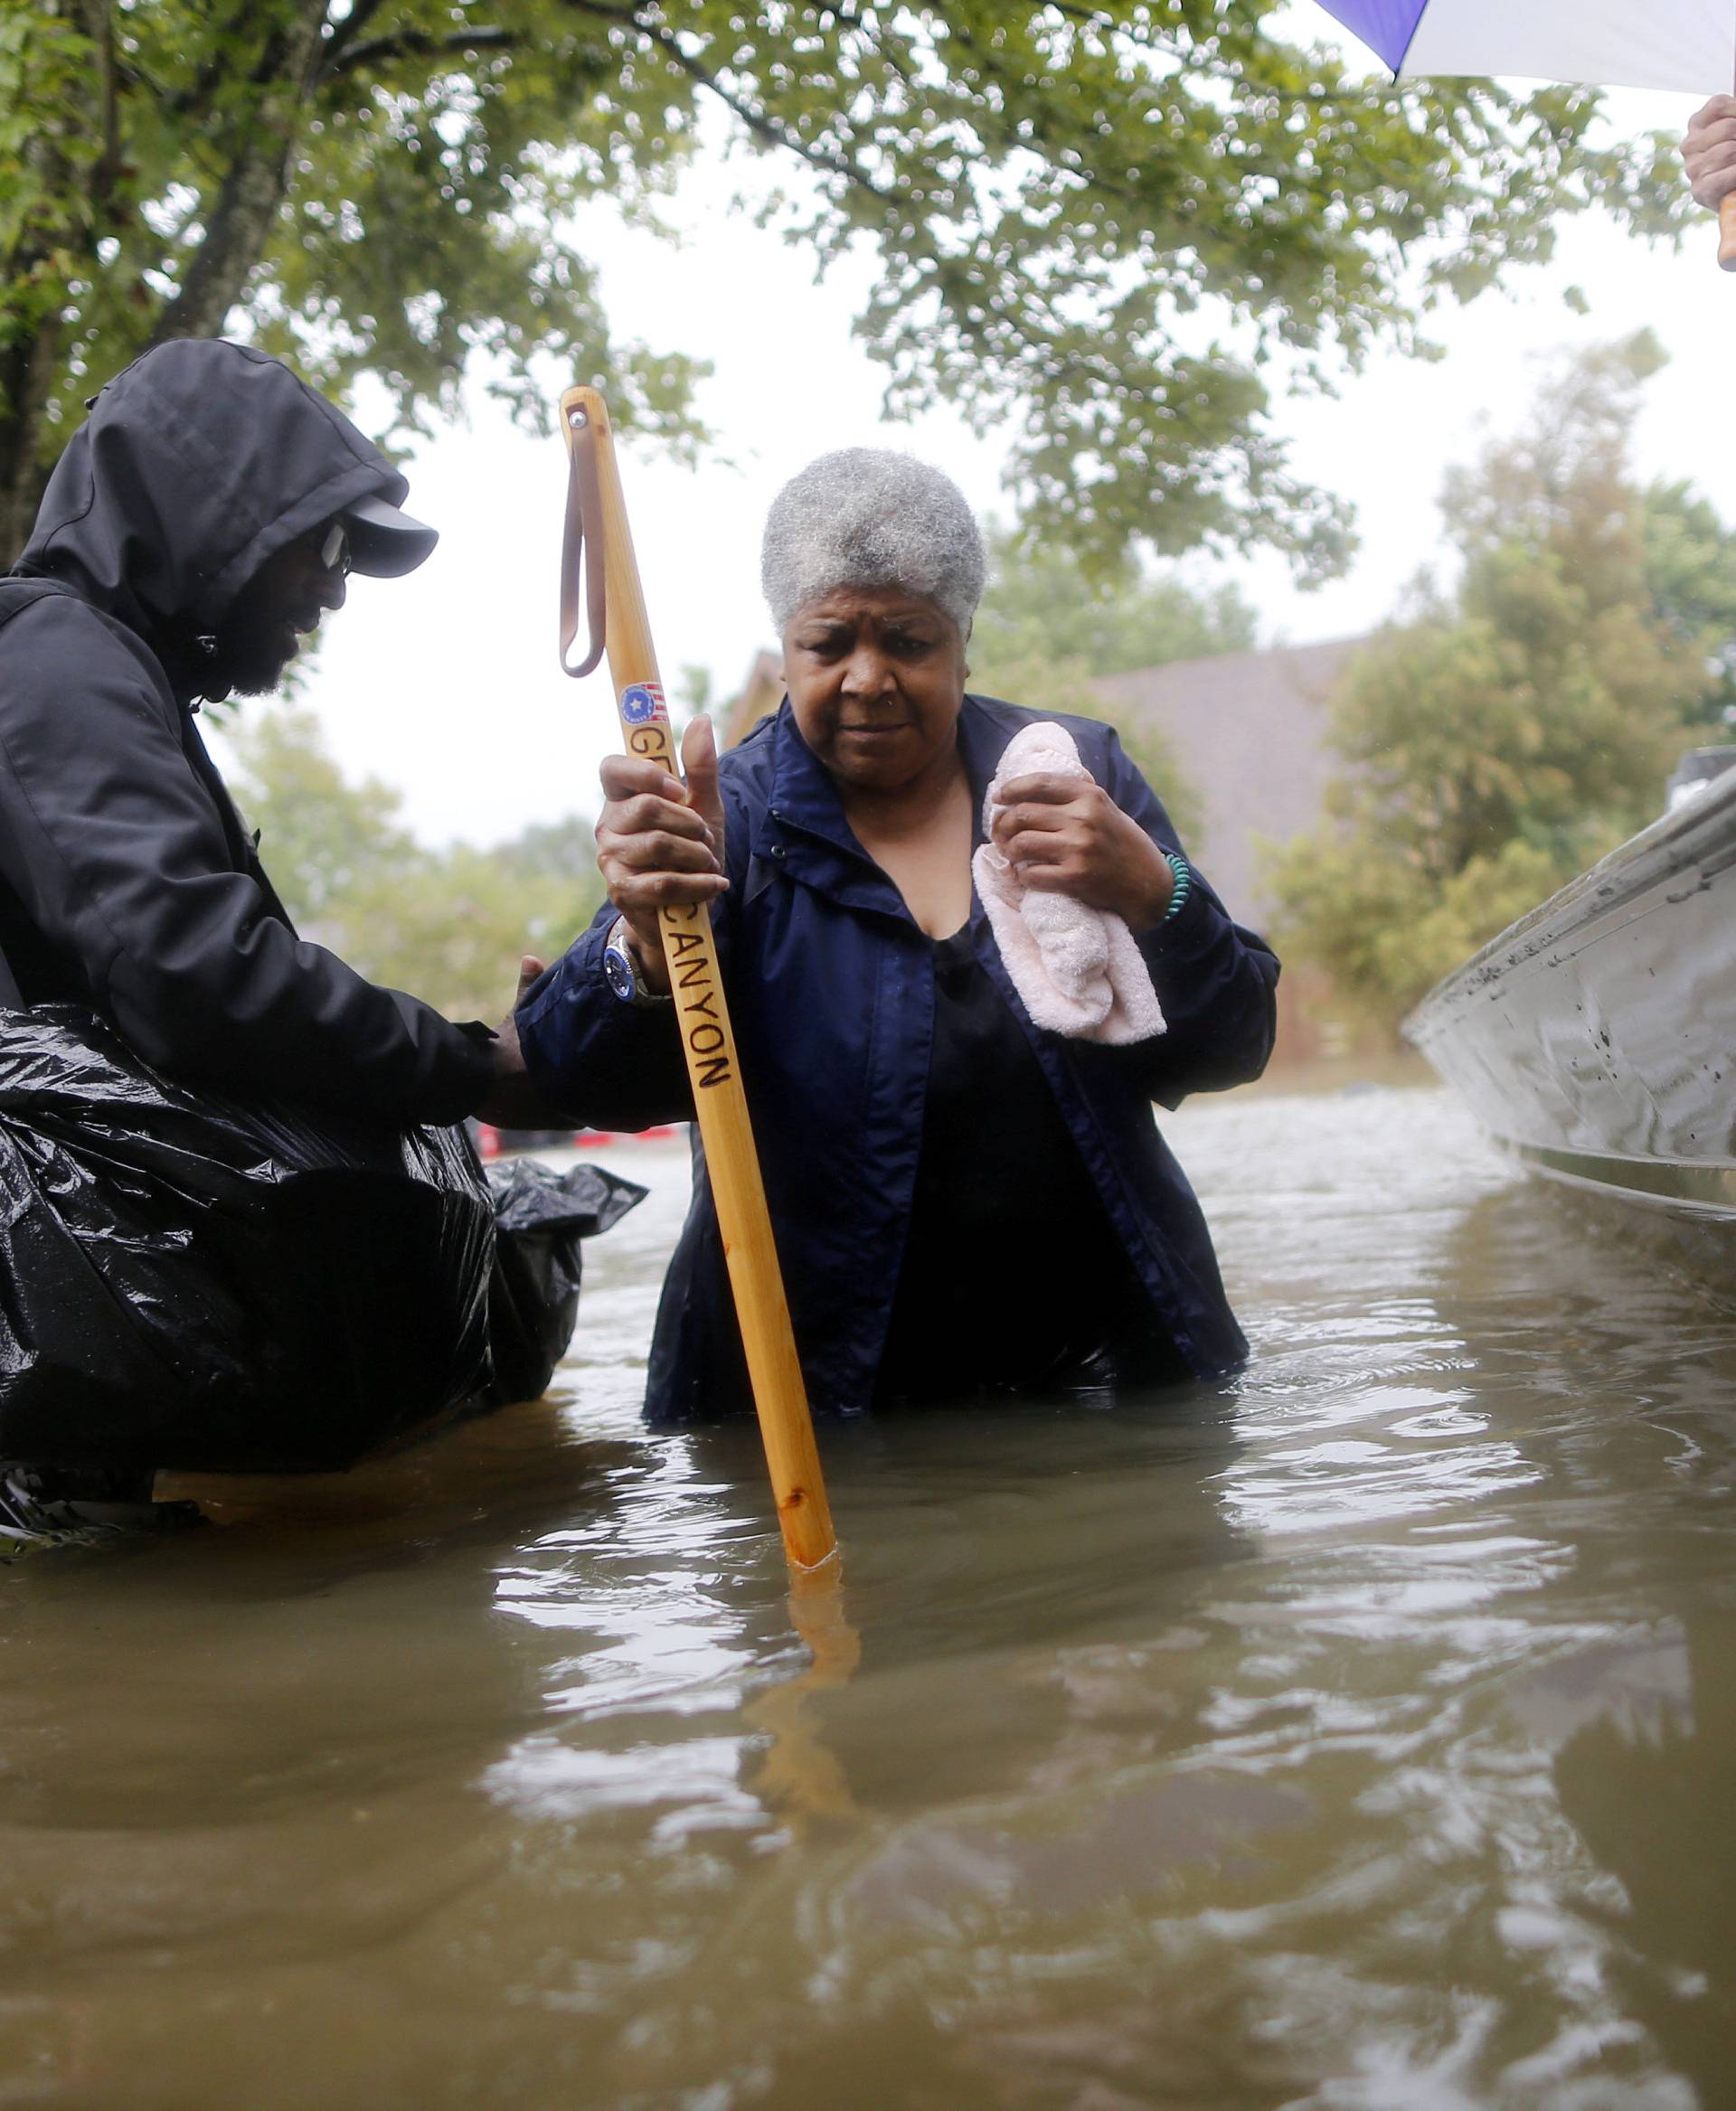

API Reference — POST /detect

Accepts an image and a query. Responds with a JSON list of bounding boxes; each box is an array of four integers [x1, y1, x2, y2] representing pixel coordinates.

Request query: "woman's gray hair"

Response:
[[760, 448, 986, 635]]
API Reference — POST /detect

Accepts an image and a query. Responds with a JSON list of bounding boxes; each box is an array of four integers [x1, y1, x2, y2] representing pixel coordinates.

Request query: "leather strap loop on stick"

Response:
[[554, 385, 839, 1573], [558, 403, 608, 678]]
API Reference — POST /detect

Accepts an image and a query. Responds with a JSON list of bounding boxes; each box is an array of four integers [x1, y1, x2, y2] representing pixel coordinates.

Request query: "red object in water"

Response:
[[573, 1125, 680, 1146]]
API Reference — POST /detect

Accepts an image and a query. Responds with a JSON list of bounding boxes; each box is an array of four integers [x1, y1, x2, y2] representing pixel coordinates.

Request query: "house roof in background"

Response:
[[1093, 637, 1366, 922], [722, 650, 785, 749]]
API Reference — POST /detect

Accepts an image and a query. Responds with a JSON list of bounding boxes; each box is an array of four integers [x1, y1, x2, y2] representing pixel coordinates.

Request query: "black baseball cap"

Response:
[[342, 492, 439, 578]]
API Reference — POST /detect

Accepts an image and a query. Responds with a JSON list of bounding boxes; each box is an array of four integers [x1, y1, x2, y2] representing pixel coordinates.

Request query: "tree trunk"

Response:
[[152, 4, 330, 346], [0, 324, 65, 563], [2, 0, 332, 559], [0, 0, 93, 561]]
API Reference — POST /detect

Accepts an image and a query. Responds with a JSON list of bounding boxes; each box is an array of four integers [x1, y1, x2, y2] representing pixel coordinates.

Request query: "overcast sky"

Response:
[[211, 75, 1732, 850]]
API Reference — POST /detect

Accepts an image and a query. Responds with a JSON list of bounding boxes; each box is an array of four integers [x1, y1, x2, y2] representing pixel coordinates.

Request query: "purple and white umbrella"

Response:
[[1315, 1, 1733, 93], [1316, 1, 1736, 264]]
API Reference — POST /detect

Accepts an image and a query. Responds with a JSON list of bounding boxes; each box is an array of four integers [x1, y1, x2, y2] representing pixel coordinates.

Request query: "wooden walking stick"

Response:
[[557, 385, 837, 1572]]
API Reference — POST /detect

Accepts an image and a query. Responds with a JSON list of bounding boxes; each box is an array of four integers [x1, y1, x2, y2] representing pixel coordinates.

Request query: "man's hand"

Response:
[[1684, 97, 1736, 211], [595, 718, 727, 994], [475, 953, 557, 1128], [991, 773, 1175, 932]]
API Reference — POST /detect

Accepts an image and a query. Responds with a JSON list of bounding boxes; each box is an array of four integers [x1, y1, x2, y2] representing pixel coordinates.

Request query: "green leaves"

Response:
[[972, 526, 1259, 675], [740, 1, 1685, 571], [0, 0, 1694, 570], [0, 6, 101, 369], [1267, 335, 1726, 1026], [1641, 478, 1736, 729]]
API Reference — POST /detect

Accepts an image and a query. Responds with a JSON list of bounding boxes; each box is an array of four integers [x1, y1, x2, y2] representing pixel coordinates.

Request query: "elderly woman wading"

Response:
[[517, 453, 1278, 1419]]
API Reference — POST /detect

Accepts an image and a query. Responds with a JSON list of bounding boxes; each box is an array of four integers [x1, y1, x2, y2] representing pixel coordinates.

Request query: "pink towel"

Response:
[[971, 721, 1166, 1045]]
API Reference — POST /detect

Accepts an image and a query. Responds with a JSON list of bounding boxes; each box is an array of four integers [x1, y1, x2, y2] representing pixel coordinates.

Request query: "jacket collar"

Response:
[[751, 694, 1021, 921], [955, 691, 1024, 818]]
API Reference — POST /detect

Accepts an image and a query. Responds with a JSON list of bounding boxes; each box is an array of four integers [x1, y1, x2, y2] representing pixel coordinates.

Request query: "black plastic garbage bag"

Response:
[[0, 1006, 642, 1477], [484, 1154, 643, 1409]]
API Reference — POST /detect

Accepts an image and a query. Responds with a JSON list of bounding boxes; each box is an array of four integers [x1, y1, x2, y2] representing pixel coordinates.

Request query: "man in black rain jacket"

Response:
[[0, 336, 525, 1123]]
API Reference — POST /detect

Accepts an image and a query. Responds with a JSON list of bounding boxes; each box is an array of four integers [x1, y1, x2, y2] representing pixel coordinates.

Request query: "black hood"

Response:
[[14, 339, 413, 655]]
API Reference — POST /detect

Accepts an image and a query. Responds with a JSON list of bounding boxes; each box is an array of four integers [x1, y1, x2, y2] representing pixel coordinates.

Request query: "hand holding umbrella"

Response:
[[1684, 92, 1736, 258], [1316, 2, 1736, 268]]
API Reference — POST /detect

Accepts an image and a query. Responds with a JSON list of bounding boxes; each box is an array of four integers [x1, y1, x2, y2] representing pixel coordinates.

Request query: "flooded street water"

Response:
[[4, 1084, 1735, 2108]]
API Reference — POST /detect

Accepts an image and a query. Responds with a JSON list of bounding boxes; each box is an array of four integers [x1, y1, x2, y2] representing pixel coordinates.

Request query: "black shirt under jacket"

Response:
[[876, 926, 1188, 1404]]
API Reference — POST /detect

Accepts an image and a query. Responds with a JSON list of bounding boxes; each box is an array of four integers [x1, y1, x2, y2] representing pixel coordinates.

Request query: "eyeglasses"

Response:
[[314, 519, 351, 576]]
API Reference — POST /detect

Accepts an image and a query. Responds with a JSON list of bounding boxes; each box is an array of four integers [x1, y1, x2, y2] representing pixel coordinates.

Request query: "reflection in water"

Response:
[[4, 1099, 1736, 2106], [741, 1564, 863, 1827], [1552, 1616, 1736, 2104]]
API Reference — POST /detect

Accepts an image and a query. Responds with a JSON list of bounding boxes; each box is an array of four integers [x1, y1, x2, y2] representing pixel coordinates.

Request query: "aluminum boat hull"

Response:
[[1403, 773, 1736, 1222]]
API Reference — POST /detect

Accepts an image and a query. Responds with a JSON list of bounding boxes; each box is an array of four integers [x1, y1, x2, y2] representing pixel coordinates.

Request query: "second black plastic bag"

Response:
[[0, 1006, 642, 1476]]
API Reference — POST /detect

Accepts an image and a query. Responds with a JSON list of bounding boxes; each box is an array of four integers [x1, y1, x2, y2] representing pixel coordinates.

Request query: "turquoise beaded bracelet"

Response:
[[1163, 851, 1191, 921]]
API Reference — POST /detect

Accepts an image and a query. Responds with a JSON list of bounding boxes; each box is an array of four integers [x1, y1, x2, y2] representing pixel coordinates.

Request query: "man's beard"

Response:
[[200, 582, 300, 699], [203, 632, 296, 699]]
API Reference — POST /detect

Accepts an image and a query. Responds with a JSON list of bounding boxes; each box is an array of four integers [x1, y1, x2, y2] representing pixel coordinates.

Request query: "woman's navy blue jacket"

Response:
[[518, 694, 1279, 1422]]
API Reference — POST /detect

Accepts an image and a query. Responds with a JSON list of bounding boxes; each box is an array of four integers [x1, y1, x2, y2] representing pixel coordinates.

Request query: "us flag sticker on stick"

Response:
[[619, 682, 666, 725]]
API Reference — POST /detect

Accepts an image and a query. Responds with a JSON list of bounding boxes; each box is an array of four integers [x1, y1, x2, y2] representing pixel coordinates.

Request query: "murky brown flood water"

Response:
[[4, 1086, 1735, 2108]]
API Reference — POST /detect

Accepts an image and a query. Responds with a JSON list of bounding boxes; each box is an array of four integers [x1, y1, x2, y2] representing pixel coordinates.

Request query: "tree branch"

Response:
[[546, 0, 890, 195], [74, 0, 123, 203], [631, 14, 891, 199], [321, 0, 392, 59], [155, 5, 331, 341], [169, 0, 280, 120], [1030, 0, 1119, 32], [318, 24, 518, 79]]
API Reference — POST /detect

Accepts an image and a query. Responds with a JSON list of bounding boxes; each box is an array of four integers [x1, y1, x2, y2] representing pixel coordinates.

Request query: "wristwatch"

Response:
[[602, 918, 671, 1006]]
